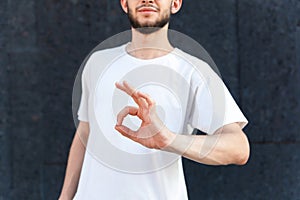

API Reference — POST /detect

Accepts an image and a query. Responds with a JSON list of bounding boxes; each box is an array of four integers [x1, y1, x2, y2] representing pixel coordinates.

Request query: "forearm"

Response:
[[114, 82, 250, 166], [163, 123, 250, 165], [59, 133, 86, 200]]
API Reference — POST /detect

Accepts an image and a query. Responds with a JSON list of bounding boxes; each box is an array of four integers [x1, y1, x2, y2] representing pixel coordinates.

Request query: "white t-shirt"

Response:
[[73, 44, 248, 200]]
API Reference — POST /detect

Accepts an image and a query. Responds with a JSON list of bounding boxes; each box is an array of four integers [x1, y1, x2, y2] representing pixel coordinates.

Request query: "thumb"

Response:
[[115, 125, 136, 139]]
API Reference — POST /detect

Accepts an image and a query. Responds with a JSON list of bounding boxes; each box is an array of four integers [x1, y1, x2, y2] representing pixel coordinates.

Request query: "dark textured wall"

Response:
[[0, 0, 10, 199], [0, 0, 299, 199]]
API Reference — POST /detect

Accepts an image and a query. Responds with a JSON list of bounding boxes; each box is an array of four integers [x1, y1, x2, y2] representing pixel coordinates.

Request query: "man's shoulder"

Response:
[[173, 48, 222, 81], [81, 44, 126, 73], [88, 44, 126, 62], [173, 48, 211, 68]]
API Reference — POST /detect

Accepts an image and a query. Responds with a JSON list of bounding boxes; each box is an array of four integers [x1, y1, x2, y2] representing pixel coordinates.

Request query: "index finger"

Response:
[[115, 81, 137, 97], [115, 81, 140, 106]]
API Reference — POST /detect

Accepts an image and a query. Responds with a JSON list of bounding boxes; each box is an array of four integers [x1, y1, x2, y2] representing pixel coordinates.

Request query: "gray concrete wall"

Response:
[[0, 0, 299, 199]]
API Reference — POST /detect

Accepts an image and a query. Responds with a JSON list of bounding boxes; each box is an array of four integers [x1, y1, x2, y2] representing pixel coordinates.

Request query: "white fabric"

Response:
[[74, 44, 248, 200]]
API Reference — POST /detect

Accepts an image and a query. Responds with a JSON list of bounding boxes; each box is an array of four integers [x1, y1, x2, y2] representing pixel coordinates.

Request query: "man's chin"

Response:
[[134, 27, 162, 34]]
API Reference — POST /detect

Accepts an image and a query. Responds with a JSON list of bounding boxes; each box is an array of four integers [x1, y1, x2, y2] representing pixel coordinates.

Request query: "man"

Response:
[[59, 0, 250, 199]]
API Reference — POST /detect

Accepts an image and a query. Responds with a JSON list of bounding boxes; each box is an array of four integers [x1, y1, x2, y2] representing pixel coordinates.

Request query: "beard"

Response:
[[127, 4, 171, 34]]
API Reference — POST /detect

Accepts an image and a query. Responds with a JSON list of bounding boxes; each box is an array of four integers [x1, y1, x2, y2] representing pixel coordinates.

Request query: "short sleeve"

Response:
[[187, 67, 248, 135], [77, 63, 90, 122]]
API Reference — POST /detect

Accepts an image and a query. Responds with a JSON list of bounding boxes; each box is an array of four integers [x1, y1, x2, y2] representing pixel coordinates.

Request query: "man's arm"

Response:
[[114, 81, 250, 166], [59, 121, 89, 200], [163, 123, 250, 165]]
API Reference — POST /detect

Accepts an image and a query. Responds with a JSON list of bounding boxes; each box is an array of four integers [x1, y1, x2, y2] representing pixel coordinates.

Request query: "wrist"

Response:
[[157, 127, 176, 149]]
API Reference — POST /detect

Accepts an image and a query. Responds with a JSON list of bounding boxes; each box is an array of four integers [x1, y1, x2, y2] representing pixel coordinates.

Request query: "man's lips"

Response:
[[136, 5, 159, 13], [138, 7, 158, 12]]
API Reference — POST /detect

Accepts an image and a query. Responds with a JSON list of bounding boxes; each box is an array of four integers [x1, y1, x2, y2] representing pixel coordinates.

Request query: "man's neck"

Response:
[[126, 26, 174, 60]]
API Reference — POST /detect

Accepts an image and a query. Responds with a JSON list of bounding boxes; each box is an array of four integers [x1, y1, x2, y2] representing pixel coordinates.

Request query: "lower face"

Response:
[[127, 2, 172, 34]]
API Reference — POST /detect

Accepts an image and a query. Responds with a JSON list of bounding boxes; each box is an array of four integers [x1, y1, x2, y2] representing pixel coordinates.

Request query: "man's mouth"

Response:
[[138, 7, 158, 12], [136, 5, 159, 13]]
